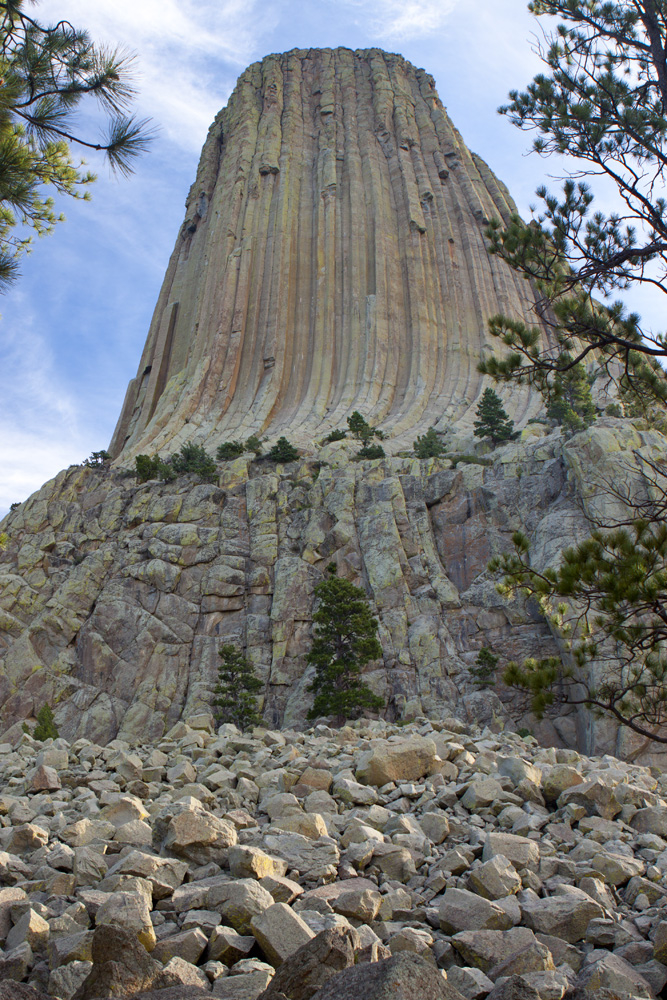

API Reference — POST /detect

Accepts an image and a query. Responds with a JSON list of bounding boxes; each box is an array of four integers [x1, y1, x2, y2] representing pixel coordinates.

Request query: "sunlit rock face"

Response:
[[110, 47, 548, 461], [8, 49, 666, 762]]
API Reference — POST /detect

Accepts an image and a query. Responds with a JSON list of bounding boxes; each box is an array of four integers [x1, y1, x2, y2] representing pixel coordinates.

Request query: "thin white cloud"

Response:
[[36, 0, 275, 151], [339, 0, 462, 40], [0, 312, 89, 513]]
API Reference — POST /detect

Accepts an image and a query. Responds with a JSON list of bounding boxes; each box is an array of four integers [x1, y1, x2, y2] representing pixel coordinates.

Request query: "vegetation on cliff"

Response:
[[307, 564, 384, 724], [474, 388, 516, 445], [413, 427, 446, 459], [213, 643, 263, 731]]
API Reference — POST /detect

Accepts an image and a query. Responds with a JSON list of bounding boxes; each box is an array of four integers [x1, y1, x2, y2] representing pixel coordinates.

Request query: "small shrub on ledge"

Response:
[[267, 437, 299, 463], [216, 441, 244, 461], [354, 444, 385, 460]]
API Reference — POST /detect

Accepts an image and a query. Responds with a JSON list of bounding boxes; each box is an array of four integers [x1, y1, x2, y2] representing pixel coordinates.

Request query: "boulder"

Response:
[[577, 951, 653, 998], [208, 926, 256, 965], [0, 887, 27, 941], [164, 806, 237, 865], [332, 889, 382, 923], [5, 908, 50, 952], [630, 806, 667, 838], [451, 928, 540, 974], [540, 766, 583, 803], [106, 851, 188, 899], [95, 884, 156, 951], [308, 952, 464, 1000], [447, 966, 494, 1000], [161, 957, 210, 990], [72, 926, 177, 1000], [0, 987, 50, 1000], [467, 855, 522, 900], [557, 779, 621, 820], [262, 834, 339, 885], [48, 962, 93, 1000], [482, 833, 540, 872], [520, 892, 604, 943], [653, 921, 667, 964], [207, 879, 275, 934], [439, 888, 514, 934], [229, 846, 288, 880], [486, 976, 541, 1000], [250, 902, 315, 966], [355, 738, 439, 786], [256, 926, 359, 1000], [152, 928, 208, 965]]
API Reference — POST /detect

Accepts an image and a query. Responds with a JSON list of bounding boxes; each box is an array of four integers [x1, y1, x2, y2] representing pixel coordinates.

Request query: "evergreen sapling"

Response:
[[307, 564, 384, 723], [214, 644, 263, 731], [474, 388, 516, 445]]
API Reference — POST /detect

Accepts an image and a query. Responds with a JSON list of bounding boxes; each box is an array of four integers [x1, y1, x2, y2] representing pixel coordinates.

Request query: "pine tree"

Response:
[[0, 1, 154, 287], [245, 436, 263, 456], [546, 357, 597, 434], [473, 388, 515, 445], [169, 443, 218, 483], [213, 644, 263, 731], [347, 411, 373, 444], [414, 427, 445, 459], [307, 564, 384, 723], [24, 703, 59, 741], [470, 647, 499, 688], [494, 520, 667, 744], [216, 441, 244, 461], [479, 0, 667, 407], [479, 0, 667, 747], [267, 437, 299, 462]]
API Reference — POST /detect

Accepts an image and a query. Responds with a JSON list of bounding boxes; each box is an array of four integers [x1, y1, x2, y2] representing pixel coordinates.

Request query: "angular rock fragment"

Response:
[[308, 951, 463, 1000], [439, 888, 514, 934], [251, 902, 315, 966]]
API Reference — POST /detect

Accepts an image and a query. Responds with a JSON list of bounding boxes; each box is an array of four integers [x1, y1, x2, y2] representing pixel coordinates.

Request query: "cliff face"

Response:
[[1, 420, 665, 762], [110, 47, 548, 460]]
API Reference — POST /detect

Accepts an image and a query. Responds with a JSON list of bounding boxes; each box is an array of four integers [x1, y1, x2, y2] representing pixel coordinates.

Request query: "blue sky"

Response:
[[0, 0, 659, 516]]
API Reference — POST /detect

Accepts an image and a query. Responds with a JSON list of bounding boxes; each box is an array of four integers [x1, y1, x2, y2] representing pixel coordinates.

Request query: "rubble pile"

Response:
[[0, 715, 666, 1000]]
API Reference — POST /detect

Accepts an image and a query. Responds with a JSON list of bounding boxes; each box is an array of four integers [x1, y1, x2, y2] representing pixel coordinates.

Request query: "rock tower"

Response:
[[111, 47, 546, 460], [4, 48, 663, 758]]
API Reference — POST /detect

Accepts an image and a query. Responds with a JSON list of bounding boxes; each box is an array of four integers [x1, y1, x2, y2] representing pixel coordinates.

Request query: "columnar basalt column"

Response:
[[110, 47, 550, 460]]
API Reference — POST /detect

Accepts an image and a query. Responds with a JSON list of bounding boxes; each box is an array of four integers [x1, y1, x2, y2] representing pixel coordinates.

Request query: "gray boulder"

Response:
[[309, 952, 465, 1000]]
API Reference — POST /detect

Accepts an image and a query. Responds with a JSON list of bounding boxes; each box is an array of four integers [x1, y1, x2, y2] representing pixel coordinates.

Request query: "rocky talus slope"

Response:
[[0, 718, 666, 1000], [2, 420, 666, 761], [110, 47, 550, 460]]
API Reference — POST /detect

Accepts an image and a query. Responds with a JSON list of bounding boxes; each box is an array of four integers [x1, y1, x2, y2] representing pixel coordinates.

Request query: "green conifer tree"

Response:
[[135, 454, 175, 483], [170, 443, 218, 483], [245, 436, 263, 456], [347, 411, 373, 443], [545, 357, 597, 433], [474, 388, 516, 445], [216, 441, 244, 461], [213, 644, 263, 731], [267, 437, 299, 462], [470, 647, 499, 688], [307, 564, 384, 723], [24, 704, 59, 741], [414, 427, 445, 459]]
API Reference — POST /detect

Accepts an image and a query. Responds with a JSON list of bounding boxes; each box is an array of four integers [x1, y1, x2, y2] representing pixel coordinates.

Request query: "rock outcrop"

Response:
[[0, 719, 666, 1000], [1, 421, 665, 755], [110, 47, 551, 461]]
